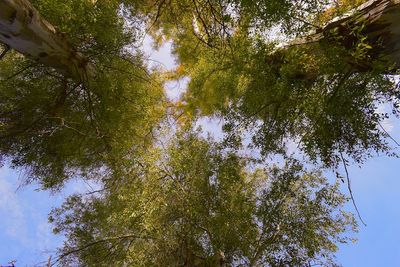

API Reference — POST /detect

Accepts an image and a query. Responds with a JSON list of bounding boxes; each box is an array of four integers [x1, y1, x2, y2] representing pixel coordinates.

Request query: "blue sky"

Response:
[[336, 154, 400, 266], [1, 40, 400, 267], [0, 167, 71, 266], [1, 133, 399, 267]]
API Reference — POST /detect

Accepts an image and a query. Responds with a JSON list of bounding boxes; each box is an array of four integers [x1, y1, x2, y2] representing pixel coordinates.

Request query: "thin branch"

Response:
[[192, 0, 214, 48], [62, 123, 87, 136], [81, 85, 97, 127], [47, 256, 52, 267], [378, 121, 400, 146], [0, 44, 10, 60], [100, 64, 152, 84], [147, 0, 167, 31], [82, 187, 109, 196], [51, 234, 151, 266], [0, 63, 35, 82], [340, 152, 367, 226], [292, 15, 322, 30]]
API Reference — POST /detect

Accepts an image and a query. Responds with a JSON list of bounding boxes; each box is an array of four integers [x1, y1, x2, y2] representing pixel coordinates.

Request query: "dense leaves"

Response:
[[1, 0, 396, 265], [180, 38, 399, 166], [1, 0, 394, 185], [150, 0, 400, 167], [50, 131, 356, 266], [0, 0, 165, 189]]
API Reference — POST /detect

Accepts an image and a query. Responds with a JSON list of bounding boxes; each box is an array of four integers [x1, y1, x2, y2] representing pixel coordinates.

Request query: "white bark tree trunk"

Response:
[[0, 0, 91, 81]]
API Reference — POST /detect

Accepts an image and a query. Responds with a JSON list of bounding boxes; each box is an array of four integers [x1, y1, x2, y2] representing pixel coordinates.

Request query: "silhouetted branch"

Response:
[[340, 152, 367, 226], [0, 44, 10, 60]]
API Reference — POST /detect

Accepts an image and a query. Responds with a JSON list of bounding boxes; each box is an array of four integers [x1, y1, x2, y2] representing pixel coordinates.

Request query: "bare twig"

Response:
[[378, 121, 400, 146], [0, 63, 35, 82], [0, 44, 10, 60], [340, 152, 367, 226]]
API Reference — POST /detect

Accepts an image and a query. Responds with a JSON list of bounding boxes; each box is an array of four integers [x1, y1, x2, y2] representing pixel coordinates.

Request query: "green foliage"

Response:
[[1, 0, 390, 185], [172, 19, 399, 167], [0, 0, 165, 189], [31, 0, 137, 61], [2, 1, 396, 265], [50, 131, 356, 266], [0, 52, 164, 189]]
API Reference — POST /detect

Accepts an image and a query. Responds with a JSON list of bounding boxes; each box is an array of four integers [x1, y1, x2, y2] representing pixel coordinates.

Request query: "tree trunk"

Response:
[[1, 0, 400, 78], [0, 0, 92, 81], [290, 0, 400, 70]]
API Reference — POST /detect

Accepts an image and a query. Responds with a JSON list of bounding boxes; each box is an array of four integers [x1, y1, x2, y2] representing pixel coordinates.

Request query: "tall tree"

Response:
[[0, 1, 398, 265], [1, 0, 400, 186], [142, 0, 400, 167], [49, 131, 356, 266], [0, 0, 92, 80], [0, 0, 165, 189]]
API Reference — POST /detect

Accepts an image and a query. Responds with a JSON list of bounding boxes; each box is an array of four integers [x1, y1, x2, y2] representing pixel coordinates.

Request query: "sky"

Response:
[[1, 39, 400, 267]]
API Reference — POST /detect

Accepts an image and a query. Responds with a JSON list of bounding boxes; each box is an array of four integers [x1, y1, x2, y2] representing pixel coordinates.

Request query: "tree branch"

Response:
[[51, 234, 152, 266], [340, 152, 367, 226], [0, 44, 10, 60]]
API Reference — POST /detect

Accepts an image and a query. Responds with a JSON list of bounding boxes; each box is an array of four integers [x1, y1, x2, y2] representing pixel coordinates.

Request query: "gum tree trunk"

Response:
[[290, 0, 400, 70], [0, 0, 92, 81]]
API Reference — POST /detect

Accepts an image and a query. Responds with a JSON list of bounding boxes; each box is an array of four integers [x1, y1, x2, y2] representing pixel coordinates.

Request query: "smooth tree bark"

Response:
[[0, 0, 92, 81]]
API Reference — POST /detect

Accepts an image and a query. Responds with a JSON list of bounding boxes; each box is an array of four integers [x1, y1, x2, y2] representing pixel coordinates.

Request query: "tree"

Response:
[[0, 0, 92, 81], [0, 0, 397, 265], [1, 0, 400, 185], [49, 131, 356, 266], [145, 0, 400, 167], [0, 0, 165, 189]]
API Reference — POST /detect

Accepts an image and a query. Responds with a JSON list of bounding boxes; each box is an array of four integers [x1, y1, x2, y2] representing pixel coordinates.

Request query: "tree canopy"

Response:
[[1, 0, 165, 189], [50, 131, 356, 266], [0, 0, 398, 265]]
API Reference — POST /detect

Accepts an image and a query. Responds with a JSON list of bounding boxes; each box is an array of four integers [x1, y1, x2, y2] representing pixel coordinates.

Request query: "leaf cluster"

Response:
[[50, 131, 356, 266]]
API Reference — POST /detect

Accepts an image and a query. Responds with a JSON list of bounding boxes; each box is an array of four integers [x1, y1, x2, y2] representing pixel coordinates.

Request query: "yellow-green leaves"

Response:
[[50, 131, 356, 266]]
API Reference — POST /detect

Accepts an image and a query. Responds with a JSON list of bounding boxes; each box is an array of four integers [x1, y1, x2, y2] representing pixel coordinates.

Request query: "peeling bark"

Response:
[[0, 0, 92, 81]]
